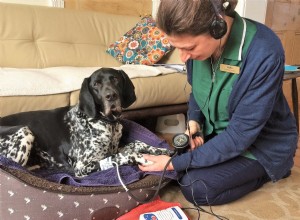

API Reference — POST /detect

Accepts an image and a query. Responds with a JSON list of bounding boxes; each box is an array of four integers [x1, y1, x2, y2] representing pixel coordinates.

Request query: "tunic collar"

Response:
[[223, 12, 247, 61]]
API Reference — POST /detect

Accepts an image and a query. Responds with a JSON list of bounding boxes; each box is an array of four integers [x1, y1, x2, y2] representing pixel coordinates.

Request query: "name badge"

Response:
[[220, 64, 240, 74]]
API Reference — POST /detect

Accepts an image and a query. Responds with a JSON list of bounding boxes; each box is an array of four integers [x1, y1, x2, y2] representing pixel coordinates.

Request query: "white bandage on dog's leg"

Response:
[[99, 156, 114, 170]]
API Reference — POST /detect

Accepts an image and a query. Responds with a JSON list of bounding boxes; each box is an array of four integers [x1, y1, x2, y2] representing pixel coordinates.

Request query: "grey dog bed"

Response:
[[0, 120, 175, 219], [0, 166, 170, 220]]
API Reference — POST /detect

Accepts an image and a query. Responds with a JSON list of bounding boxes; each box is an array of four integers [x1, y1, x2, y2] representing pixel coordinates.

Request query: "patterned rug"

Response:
[[160, 166, 300, 220]]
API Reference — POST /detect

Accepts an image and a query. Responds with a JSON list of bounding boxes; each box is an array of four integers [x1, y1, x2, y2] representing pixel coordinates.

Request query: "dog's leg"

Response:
[[72, 155, 139, 177], [100, 140, 175, 168], [73, 160, 98, 177], [112, 151, 153, 166], [120, 140, 174, 156], [73, 141, 174, 177], [71, 150, 152, 177], [0, 126, 34, 166], [96, 151, 153, 172]]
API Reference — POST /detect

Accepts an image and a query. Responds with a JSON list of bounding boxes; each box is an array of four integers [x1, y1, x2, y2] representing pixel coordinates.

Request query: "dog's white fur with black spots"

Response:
[[0, 68, 173, 177]]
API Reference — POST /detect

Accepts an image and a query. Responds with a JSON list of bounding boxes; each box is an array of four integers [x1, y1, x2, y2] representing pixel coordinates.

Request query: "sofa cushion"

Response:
[[0, 66, 177, 96], [0, 66, 190, 117], [70, 73, 191, 110], [106, 16, 173, 65], [0, 3, 142, 68], [0, 94, 70, 117]]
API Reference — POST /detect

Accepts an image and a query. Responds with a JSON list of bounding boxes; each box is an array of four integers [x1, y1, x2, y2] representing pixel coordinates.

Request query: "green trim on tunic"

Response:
[[192, 13, 257, 159]]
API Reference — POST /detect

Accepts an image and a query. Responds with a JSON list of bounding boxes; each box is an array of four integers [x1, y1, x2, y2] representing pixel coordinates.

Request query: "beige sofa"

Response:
[[0, 2, 190, 121]]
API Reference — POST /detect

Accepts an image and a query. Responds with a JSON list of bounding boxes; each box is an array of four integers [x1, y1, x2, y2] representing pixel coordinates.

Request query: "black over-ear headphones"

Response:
[[208, 0, 227, 39]]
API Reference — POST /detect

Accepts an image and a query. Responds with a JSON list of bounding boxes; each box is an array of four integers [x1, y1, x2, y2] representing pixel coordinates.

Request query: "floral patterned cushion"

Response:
[[106, 16, 173, 65]]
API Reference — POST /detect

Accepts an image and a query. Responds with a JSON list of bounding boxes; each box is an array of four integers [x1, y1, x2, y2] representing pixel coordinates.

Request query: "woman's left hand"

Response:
[[138, 154, 174, 172]]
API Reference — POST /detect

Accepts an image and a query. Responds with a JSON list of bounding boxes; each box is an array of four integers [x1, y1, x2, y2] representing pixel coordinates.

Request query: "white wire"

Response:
[[112, 161, 129, 192]]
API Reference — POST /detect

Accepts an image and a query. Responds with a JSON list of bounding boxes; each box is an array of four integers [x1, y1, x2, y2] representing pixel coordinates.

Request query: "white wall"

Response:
[[152, 0, 160, 19], [235, 0, 267, 24], [0, 0, 64, 7]]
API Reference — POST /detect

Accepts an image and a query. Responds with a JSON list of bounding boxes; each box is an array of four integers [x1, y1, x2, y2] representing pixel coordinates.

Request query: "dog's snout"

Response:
[[105, 91, 117, 101]]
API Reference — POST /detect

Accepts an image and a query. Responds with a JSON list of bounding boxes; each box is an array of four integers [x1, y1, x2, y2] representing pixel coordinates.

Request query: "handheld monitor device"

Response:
[[172, 131, 204, 154], [172, 133, 189, 154]]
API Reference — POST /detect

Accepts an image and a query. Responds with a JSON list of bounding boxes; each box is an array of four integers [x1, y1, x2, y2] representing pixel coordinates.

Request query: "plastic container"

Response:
[[155, 114, 186, 134]]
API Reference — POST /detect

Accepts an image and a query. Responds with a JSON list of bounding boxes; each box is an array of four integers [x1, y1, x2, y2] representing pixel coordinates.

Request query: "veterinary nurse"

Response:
[[139, 0, 298, 205]]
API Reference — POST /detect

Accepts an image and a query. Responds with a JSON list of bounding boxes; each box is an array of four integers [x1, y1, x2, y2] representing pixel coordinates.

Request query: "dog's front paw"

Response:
[[130, 153, 154, 166], [139, 159, 154, 166]]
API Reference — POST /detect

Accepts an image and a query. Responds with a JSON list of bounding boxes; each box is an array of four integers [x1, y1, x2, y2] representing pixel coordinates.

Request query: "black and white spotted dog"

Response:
[[0, 68, 173, 177]]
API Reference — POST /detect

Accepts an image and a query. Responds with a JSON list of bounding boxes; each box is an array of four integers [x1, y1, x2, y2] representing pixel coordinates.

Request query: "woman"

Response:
[[139, 0, 298, 205]]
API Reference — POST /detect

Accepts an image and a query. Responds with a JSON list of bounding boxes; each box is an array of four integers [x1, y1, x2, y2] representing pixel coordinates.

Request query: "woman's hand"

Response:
[[138, 154, 174, 172], [185, 120, 204, 150]]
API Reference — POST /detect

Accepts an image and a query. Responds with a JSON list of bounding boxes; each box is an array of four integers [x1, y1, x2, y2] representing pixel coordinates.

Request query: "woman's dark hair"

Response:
[[156, 0, 237, 36]]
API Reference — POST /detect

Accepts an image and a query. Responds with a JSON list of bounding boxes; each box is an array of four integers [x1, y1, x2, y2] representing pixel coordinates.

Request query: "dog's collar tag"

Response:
[[220, 64, 240, 74]]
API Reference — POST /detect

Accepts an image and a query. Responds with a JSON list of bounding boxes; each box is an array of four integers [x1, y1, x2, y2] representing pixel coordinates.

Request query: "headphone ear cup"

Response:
[[209, 16, 227, 39]]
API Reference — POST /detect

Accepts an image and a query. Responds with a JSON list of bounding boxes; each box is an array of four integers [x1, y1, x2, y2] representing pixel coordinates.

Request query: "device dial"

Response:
[[172, 133, 189, 149]]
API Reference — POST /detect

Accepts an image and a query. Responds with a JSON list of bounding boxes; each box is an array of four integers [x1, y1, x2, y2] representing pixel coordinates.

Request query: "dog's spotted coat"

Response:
[[0, 126, 34, 166], [0, 68, 173, 178], [0, 105, 173, 177], [66, 105, 123, 176]]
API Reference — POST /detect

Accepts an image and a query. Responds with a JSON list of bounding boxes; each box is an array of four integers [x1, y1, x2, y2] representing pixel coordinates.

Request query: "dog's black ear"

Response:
[[119, 70, 136, 108], [78, 77, 97, 118]]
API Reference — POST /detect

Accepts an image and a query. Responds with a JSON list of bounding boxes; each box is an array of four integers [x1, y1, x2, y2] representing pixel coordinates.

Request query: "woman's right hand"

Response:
[[185, 120, 204, 150]]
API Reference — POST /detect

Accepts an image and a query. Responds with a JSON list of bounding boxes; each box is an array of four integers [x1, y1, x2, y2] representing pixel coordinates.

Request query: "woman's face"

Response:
[[167, 33, 220, 62]]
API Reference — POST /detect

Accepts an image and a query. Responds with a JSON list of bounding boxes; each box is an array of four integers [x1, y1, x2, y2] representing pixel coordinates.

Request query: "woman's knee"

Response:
[[178, 173, 219, 205], [178, 171, 270, 205]]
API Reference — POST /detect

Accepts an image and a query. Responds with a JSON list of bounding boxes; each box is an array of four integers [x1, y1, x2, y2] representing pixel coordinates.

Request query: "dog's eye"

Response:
[[93, 82, 101, 87], [111, 76, 119, 84]]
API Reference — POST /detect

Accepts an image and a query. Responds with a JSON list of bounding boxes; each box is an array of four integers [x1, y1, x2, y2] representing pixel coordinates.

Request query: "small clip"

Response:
[[192, 131, 204, 139], [223, 1, 229, 9]]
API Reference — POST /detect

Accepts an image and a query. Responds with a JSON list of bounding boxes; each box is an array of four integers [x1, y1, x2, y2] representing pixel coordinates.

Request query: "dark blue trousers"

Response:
[[177, 156, 270, 205]]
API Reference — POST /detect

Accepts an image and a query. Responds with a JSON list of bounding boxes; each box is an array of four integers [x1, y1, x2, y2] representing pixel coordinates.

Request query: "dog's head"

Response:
[[78, 68, 136, 120]]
